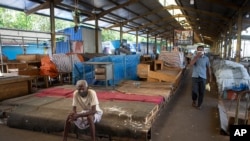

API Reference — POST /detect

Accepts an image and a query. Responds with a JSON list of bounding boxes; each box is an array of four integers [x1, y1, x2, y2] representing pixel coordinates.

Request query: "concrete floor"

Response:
[[151, 69, 229, 141], [0, 69, 229, 141]]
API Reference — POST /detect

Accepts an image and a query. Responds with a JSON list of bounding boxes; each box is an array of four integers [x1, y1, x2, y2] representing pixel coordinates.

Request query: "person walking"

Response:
[[189, 46, 212, 109], [62, 80, 103, 141]]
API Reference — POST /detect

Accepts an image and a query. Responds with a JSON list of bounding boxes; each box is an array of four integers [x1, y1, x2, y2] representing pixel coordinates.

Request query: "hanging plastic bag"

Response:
[[206, 83, 210, 91]]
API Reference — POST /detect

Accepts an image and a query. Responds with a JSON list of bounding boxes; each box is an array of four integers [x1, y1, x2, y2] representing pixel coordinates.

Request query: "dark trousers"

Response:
[[192, 77, 206, 107]]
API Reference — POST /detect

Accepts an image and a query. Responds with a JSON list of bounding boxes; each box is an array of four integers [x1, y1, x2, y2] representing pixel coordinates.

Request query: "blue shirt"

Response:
[[192, 55, 210, 79]]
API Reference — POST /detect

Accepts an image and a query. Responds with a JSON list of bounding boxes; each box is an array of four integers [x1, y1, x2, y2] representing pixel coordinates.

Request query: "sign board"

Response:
[[174, 30, 193, 46]]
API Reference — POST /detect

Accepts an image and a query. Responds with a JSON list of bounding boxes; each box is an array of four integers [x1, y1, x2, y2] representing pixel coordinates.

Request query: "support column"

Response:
[[160, 38, 163, 51], [235, 10, 242, 62], [220, 40, 223, 58], [146, 32, 149, 54], [95, 15, 99, 53], [154, 35, 157, 55], [228, 22, 232, 59], [50, 0, 56, 54], [0, 35, 3, 72], [166, 38, 168, 51], [223, 33, 227, 59], [136, 29, 138, 52], [154, 35, 157, 47], [120, 22, 123, 47], [217, 41, 220, 54], [214, 41, 217, 54]]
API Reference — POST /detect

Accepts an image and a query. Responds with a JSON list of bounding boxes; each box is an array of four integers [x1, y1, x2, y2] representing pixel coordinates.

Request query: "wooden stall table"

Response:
[[0, 73, 33, 101]]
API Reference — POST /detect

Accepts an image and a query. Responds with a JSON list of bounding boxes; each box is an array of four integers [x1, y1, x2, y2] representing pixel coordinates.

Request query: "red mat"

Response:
[[96, 91, 164, 104], [35, 88, 164, 104], [36, 87, 74, 97]]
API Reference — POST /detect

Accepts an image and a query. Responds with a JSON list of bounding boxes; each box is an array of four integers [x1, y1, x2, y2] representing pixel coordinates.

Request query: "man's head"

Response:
[[76, 80, 88, 97], [197, 45, 204, 50], [197, 46, 204, 55], [197, 46, 204, 51]]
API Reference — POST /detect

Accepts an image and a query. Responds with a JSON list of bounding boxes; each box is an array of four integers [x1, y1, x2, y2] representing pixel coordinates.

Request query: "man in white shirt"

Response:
[[63, 80, 103, 141]]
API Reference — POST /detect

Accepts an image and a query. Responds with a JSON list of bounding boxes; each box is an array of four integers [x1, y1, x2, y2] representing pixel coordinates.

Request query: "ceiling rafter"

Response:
[[142, 20, 180, 37], [137, 1, 163, 28], [105, 6, 167, 29], [25, 0, 62, 15], [58, 3, 92, 16], [203, 0, 240, 10], [81, 0, 139, 23], [164, 5, 230, 21], [125, 13, 184, 33]]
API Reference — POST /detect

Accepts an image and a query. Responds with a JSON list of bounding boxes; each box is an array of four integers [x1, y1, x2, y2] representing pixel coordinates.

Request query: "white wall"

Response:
[[82, 28, 102, 53]]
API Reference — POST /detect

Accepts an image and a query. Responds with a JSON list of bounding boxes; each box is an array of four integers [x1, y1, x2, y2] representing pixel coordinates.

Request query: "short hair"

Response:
[[76, 80, 88, 87], [197, 46, 204, 49]]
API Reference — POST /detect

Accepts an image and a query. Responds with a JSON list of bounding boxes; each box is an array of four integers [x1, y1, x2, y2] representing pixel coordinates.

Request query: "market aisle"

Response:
[[151, 69, 229, 141]]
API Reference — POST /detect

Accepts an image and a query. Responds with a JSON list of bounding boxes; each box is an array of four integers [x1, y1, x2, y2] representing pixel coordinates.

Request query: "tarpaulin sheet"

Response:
[[110, 55, 125, 85], [35, 87, 163, 104], [212, 60, 250, 95], [72, 55, 140, 86], [124, 55, 140, 80]]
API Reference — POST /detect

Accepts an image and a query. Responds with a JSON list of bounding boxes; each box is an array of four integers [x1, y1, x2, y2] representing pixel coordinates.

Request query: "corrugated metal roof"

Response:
[[0, 0, 249, 45]]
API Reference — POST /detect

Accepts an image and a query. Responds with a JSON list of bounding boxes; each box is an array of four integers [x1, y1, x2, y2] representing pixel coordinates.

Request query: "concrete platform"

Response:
[[0, 82, 168, 140]]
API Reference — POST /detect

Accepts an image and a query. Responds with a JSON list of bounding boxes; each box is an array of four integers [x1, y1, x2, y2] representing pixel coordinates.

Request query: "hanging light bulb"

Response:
[[246, 14, 249, 18], [190, 0, 194, 5]]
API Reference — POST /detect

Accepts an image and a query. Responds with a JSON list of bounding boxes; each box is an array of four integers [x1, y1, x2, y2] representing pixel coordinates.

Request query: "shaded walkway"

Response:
[[151, 69, 229, 141]]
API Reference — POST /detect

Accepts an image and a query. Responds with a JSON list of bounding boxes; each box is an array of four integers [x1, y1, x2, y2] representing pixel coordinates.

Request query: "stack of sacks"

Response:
[[158, 51, 185, 68], [212, 60, 250, 95], [51, 54, 82, 73]]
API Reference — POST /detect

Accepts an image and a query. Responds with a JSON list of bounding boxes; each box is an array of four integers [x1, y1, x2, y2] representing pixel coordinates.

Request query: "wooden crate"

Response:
[[36, 54, 48, 61], [147, 69, 182, 86], [95, 74, 106, 80], [146, 77, 160, 82], [0, 55, 8, 62], [147, 71, 176, 82], [137, 64, 150, 78], [18, 69, 40, 76], [0, 76, 32, 101], [16, 54, 37, 62], [95, 68, 106, 74], [116, 80, 173, 99], [6, 63, 28, 72], [154, 60, 163, 71]]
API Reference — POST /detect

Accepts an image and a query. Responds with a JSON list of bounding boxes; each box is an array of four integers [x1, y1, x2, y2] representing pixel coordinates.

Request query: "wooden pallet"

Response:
[[154, 60, 163, 71], [147, 69, 182, 88], [116, 80, 172, 101]]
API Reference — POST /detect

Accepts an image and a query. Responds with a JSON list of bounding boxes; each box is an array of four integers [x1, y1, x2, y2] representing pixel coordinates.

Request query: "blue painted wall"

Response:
[[2, 43, 49, 60]]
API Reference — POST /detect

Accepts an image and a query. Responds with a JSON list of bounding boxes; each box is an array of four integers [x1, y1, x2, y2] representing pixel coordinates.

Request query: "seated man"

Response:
[[63, 80, 103, 141]]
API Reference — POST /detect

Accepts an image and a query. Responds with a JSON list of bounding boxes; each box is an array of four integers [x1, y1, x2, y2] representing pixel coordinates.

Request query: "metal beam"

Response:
[[164, 5, 230, 21], [25, 0, 62, 15]]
